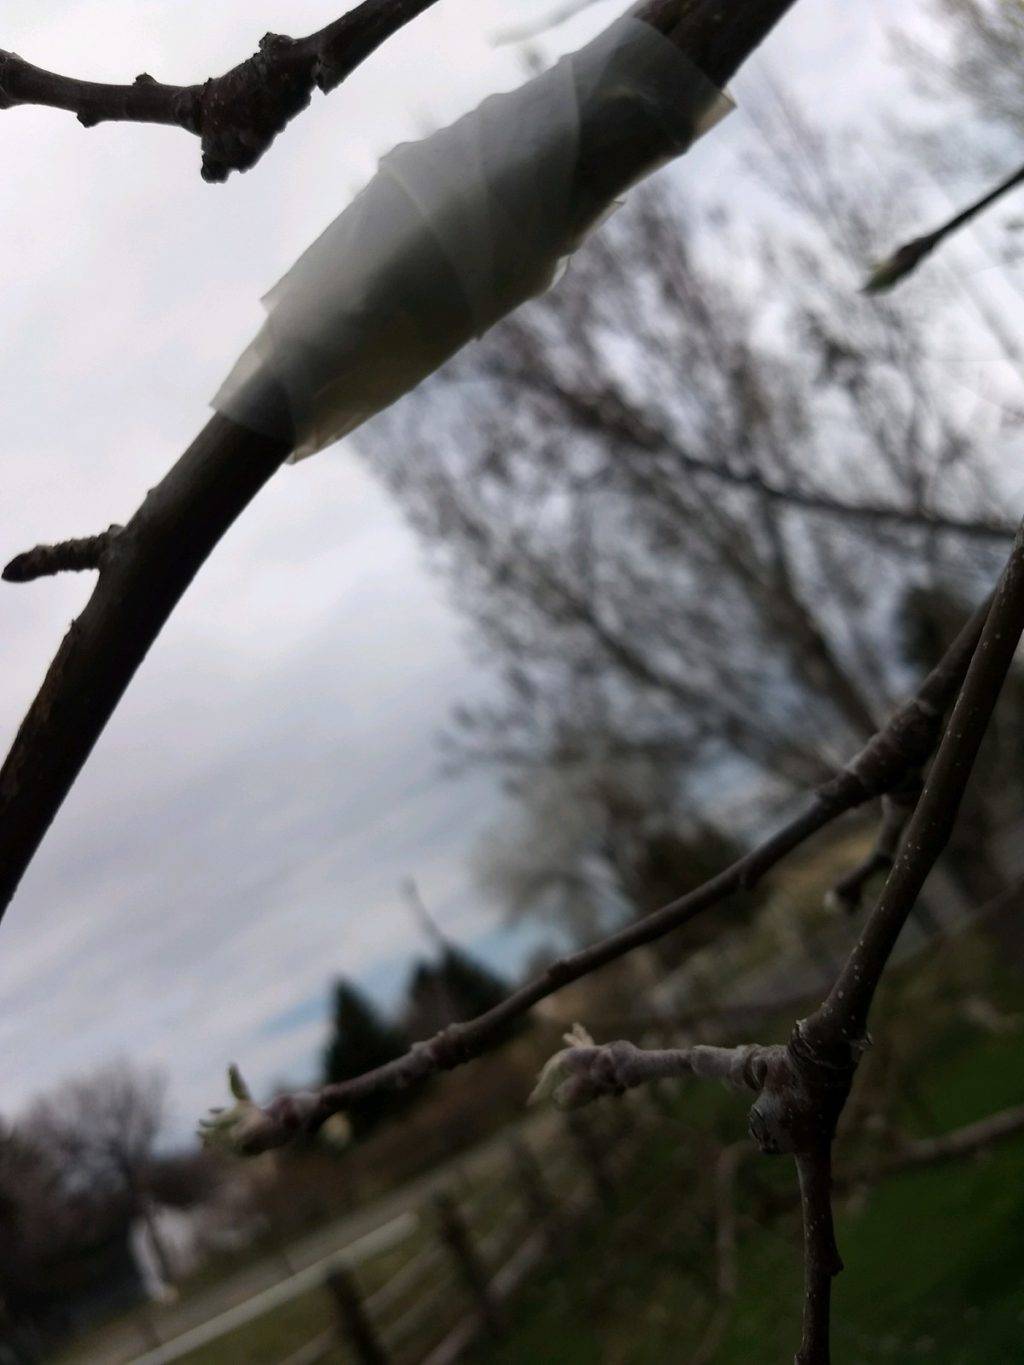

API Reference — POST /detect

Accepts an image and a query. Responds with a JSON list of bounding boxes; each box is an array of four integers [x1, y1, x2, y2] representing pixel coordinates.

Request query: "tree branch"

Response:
[[511, 369, 1017, 544], [781, 514, 1024, 1362], [0, 0, 444, 182], [528, 1027, 768, 1109], [0, 0, 805, 923], [0, 413, 292, 919], [522, 526, 1024, 1364], [806, 517, 1024, 1051], [794, 1146, 842, 1365], [860, 1102, 1024, 1181], [201, 594, 987, 1154]]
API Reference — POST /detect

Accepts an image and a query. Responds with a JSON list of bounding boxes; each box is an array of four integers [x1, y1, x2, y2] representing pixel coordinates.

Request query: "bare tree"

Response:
[[475, 752, 761, 958], [26, 1062, 174, 1287], [356, 108, 1020, 928], [0, 1120, 76, 1339]]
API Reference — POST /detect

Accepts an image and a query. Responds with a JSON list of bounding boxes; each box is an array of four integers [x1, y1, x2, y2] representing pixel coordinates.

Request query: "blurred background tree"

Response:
[[357, 88, 1023, 957], [322, 981, 410, 1137], [25, 1062, 174, 1290]]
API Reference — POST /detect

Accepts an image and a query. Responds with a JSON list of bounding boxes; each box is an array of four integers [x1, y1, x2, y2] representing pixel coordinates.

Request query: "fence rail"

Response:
[[120, 1098, 655, 1365]]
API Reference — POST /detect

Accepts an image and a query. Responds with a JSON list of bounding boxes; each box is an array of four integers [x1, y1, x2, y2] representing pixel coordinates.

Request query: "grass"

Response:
[[177, 1286, 337, 1365]]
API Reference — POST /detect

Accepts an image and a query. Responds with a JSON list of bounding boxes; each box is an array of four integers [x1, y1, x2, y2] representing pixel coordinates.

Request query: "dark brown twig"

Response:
[[826, 775, 921, 915], [806, 521, 1024, 1051], [0, 0, 443, 182], [864, 159, 1024, 293], [2, 526, 123, 583]]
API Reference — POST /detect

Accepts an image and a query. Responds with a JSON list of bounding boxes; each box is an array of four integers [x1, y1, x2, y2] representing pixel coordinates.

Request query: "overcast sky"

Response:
[[0, 0, 958, 1139]]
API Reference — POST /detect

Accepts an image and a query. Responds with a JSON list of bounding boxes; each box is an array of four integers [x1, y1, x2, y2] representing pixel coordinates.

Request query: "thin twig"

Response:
[[856, 1102, 1024, 1181], [494, 0, 603, 46], [2, 526, 122, 584], [533, 371, 1016, 544], [826, 775, 921, 915], [529, 1031, 768, 1109], [864, 159, 1024, 293]]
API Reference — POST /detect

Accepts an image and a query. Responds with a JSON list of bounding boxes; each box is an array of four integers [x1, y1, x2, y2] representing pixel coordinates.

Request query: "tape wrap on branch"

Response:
[[213, 16, 730, 460]]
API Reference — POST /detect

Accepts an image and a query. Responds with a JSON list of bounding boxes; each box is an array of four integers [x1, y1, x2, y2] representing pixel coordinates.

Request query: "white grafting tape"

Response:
[[213, 15, 730, 460]]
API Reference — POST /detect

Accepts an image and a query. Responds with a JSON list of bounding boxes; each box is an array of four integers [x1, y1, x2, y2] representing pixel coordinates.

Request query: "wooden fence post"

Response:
[[326, 1263, 389, 1365], [433, 1190, 502, 1337]]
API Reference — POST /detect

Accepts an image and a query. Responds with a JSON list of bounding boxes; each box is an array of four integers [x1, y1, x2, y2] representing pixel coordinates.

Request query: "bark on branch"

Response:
[[0, 0, 444, 182], [826, 775, 921, 915], [515, 531, 1024, 1364], [3, 526, 123, 584]]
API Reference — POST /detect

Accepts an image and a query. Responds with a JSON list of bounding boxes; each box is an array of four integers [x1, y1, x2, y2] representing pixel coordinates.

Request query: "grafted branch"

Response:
[[785, 516, 1024, 1361], [529, 1026, 769, 1108], [528, 520, 1024, 1362], [0, 0, 803, 924], [0, 0, 444, 182]]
